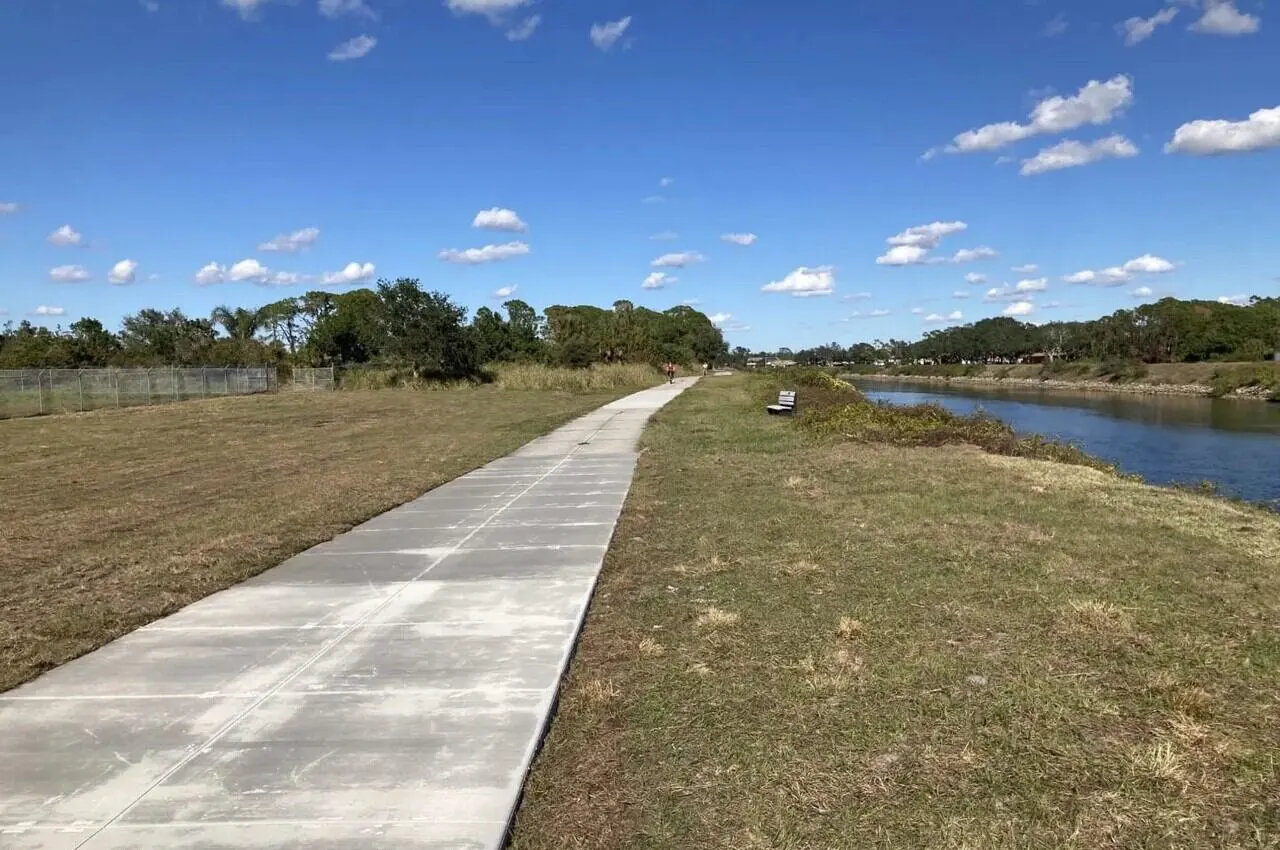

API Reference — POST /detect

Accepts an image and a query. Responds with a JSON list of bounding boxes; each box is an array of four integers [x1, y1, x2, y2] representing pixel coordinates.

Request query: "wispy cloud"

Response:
[[590, 16, 633, 51], [439, 241, 530, 264], [328, 34, 377, 61]]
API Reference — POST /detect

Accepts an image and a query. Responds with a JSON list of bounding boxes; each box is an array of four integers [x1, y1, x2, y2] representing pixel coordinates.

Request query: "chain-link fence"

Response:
[[282, 367, 337, 392], [0, 367, 279, 420]]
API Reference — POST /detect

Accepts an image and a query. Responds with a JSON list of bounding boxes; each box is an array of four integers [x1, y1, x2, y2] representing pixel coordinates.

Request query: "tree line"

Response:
[[0, 279, 729, 376], [737, 296, 1280, 366]]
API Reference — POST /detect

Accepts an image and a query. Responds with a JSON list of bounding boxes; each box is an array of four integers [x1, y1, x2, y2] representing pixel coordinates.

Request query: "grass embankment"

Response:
[[338, 362, 663, 392], [511, 373, 1280, 849], [850, 360, 1280, 399], [0, 384, 646, 693]]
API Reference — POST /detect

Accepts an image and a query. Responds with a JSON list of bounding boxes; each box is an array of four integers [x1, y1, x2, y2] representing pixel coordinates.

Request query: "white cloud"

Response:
[[49, 264, 90, 283], [707, 311, 751, 332], [1217, 294, 1251, 306], [642, 272, 676, 290], [48, 224, 83, 246], [841, 291, 872, 301], [1020, 135, 1139, 175], [195, 262, 226, 286], [1121, 7, 1178, 44], [721, 232, 758, 246], [328, 34, 377, 61], [140, 0, 160, 11], [505, 14, 541, 40], [1044, 12, 1069, 36], [318, 0, 376, 19], [1015, 277, 1048, 292], [439, 241, 530, 264], [1166, 105, 1280, 155], [33, 305, 65, 317], [761, 265, 836, 297], [876, 244, 932, 266], [0, 202, 17, 214], [651, 251, 706, 268], [887, 220, 967, 248], [878, 221, 987, 265], [985, 286, 1014, 301], [850, 308, 892, 319], [258, 226, 320, 253], [946, 75, 1134, 153], [221, 0, 270, 19], [924, 310, 964, 324], [1064, 255, 1175, 286], [649, 230, 679, 241], [1012, 264, 1039, 274], [1003, 301, 1035, 316], [953, 290, 972, 299], [228, 258, 271, 283], [950, 246, 998, 264], [965, 272, 988, 284], [472, 207, 528, 232], [641, 194, 665, 204], [447, 0, 528, 18], [211, 259, 310, 287], [1190, 0, 1260, 35], [492, 285, 518, 299], [910, 307, 926, 315], [659, 177, 674, 188], [1131, 285, 1155, 298], [322, 261, 376, 285], [108, 259, 138, 285], [1123, 254, 1176, 273], [590, 16, 632, 51]]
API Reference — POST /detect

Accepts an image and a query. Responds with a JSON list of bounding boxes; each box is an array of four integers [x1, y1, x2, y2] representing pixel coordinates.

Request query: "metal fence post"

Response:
[[202, 367, 209, 398], [78, 371, 85, 412], [145, 369, 152, 405], [114, 370, 121, 408], [172, 366, 179, 401], [38, 370, 45, 416], [224, 367, 230, 396]]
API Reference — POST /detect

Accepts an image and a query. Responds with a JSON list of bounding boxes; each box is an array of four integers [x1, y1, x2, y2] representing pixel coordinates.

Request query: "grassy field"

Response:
[[510, 374, 1280, 849], [0, 385, 646, 693]]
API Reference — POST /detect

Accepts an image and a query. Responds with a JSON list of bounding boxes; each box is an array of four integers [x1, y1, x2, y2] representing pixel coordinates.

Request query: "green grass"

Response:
[[509, 374, 1280, 850]]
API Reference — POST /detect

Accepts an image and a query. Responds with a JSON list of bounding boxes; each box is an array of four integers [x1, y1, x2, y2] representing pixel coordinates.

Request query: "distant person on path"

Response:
[[664, 362, 677, 383]]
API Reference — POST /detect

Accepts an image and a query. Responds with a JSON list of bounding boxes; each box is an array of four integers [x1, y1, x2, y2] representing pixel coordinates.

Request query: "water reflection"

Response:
[[850, 379, 1280, 506]]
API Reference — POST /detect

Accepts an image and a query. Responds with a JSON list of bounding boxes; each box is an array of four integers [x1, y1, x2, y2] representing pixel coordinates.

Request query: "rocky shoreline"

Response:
[[847, 372, 1277, 402]]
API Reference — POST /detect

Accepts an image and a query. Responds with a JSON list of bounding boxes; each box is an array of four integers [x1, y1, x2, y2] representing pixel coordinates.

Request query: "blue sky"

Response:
[[1, 0, 1277, 349]]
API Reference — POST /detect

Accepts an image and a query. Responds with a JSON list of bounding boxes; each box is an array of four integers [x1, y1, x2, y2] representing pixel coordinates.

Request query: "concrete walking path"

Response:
[[0, 378, 696, 849]]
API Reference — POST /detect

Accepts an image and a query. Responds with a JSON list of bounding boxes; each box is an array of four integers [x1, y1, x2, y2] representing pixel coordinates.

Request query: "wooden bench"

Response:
[[766, 390, 797, 416]]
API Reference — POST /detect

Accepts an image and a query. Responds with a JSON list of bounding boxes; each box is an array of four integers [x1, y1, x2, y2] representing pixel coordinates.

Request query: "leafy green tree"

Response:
[[377, 278, 481, 379]]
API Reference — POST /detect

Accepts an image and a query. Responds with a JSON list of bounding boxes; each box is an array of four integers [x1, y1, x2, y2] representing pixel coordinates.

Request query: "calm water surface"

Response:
[[850, 379, 1280, 507]]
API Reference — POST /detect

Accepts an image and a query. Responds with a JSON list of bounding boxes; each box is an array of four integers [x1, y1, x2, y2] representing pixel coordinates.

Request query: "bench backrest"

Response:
[[777, 390, 797, 409]]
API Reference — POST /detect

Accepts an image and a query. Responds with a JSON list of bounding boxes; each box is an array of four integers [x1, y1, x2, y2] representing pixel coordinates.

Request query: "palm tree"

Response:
[[210, 305, 264, 340]]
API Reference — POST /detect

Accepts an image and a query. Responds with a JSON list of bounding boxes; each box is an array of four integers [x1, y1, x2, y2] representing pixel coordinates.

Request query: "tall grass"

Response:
[[493, 362, 662, 391], [337, 362, 663, 392], [758, 369, 1116, 473]]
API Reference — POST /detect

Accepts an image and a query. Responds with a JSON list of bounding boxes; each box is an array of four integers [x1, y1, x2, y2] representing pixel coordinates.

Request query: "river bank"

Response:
[[846, 365, 1280, 401], [509, 373, 1280, 849]]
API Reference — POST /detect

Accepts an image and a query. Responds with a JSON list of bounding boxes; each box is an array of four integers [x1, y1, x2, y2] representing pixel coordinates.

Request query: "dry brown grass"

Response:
[[509, 373, 1280, 850], [0, 386, 632, 692]]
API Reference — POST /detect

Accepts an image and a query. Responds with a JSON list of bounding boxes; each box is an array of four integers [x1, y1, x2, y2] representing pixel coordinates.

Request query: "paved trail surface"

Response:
[[1, 379, 695, 849]]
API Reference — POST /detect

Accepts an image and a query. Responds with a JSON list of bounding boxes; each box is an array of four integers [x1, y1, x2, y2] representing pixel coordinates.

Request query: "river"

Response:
[[849, 379, 1280, 508]]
